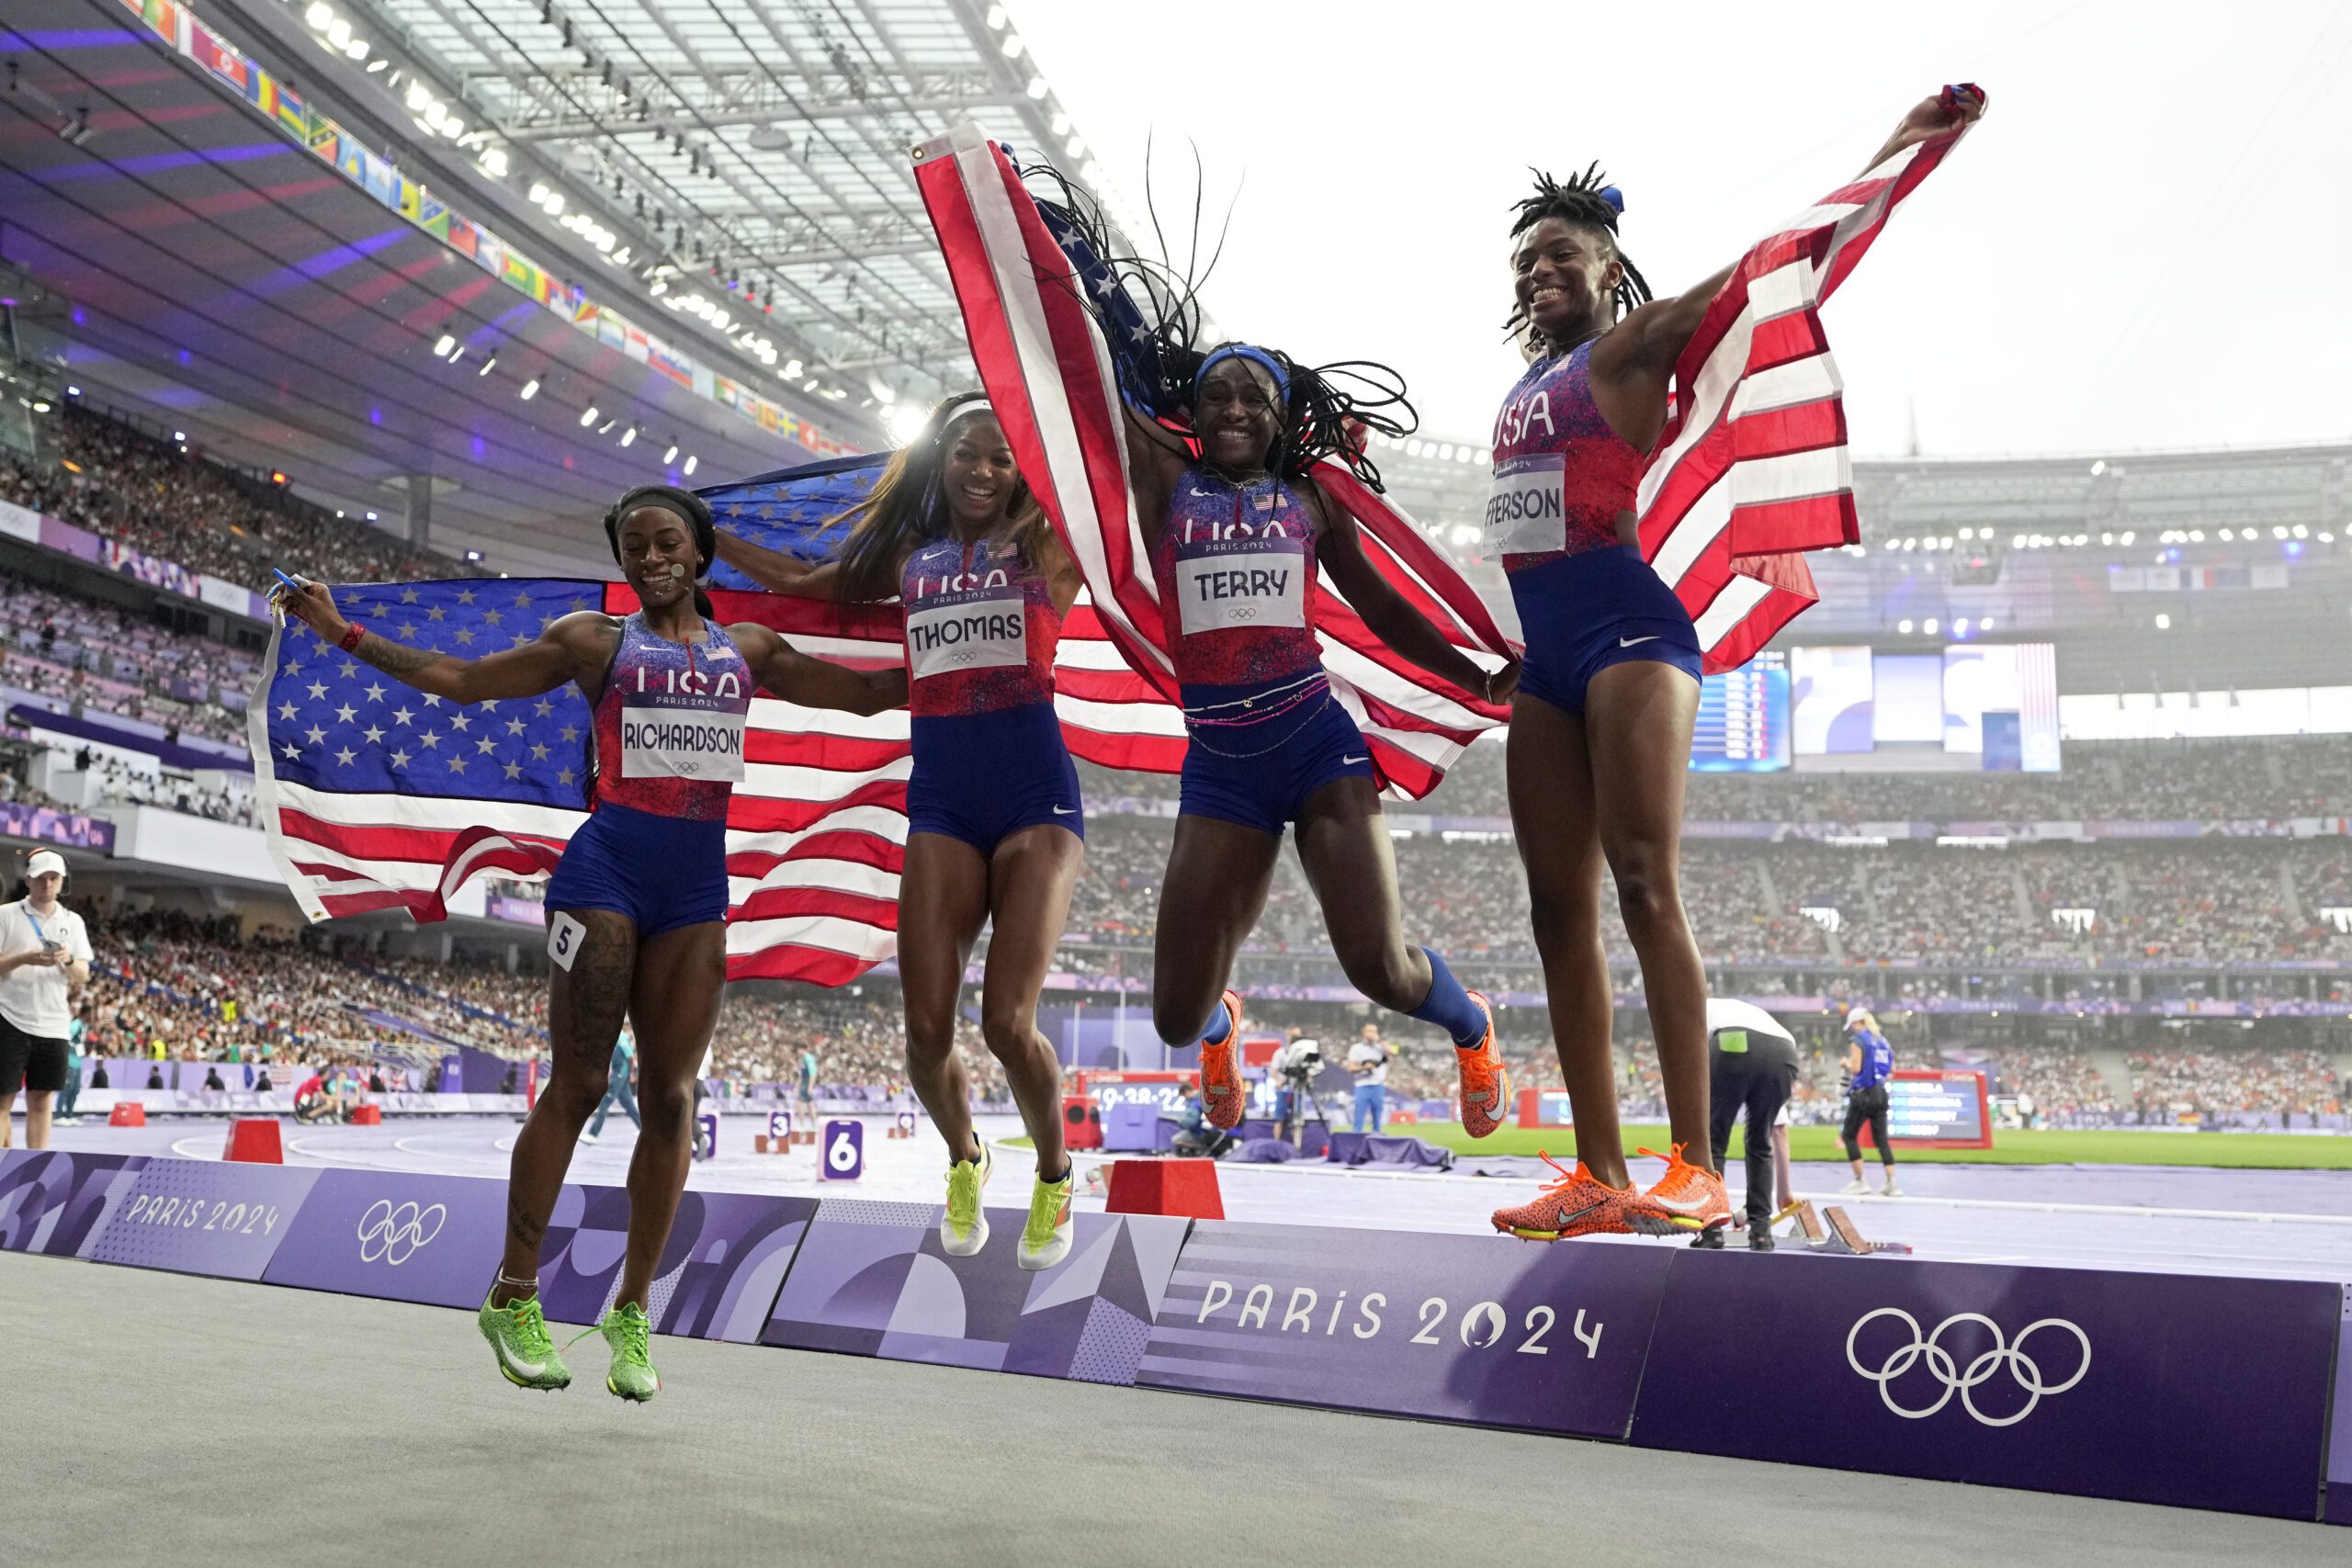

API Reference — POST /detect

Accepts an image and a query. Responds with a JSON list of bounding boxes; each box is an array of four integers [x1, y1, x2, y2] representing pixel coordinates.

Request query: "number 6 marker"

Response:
[[820, 1118, 864, 1181]]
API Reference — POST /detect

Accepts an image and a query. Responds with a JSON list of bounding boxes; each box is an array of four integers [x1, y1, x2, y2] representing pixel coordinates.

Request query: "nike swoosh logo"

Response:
[[1651, 1192, 1717, 1213], [1619, 635, 1660, 649], [1341, 755, 1368, 764], [1051, 806, 1077, 815], [1553, 1196, 1607, 1227]]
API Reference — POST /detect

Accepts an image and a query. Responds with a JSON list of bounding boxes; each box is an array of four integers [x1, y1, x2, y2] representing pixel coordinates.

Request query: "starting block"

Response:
[[1105, 1157, 1224, 1220], [886, 1110, 917, 1140], [1796, 1201, 1913, 1257], [348, 1104, 382, 1125], [222, 1119, 283, 1164], [107, 1101, 146, 1127], [792, 1130, 818, 1146]]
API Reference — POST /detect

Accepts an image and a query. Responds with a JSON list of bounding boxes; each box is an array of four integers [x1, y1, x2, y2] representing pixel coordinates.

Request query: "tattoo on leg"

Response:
[[561, 929, 635, 1071], [505, 1190, 546, 1253]]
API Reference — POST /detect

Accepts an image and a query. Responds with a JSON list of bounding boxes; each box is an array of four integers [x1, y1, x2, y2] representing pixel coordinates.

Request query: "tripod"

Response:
[[1279, 1070, 1329, 1151]]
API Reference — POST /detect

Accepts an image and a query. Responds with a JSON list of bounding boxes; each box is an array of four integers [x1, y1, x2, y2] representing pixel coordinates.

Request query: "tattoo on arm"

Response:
[[351, 633, 440, 678]]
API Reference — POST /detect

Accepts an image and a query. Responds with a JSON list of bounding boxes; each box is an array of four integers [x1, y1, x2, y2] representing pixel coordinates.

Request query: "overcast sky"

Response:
[[1001, 1, 2351, 457]]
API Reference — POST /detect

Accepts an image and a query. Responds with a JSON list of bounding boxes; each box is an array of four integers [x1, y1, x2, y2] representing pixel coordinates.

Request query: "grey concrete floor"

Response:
[[4, 1252, 2342, 1568]]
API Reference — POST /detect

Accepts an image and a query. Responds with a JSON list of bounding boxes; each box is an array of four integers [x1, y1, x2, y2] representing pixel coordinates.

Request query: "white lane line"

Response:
[[1791, 1189, 2352, 1227]]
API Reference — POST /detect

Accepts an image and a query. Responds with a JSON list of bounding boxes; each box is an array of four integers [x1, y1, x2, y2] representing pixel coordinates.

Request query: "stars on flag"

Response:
[[262, 577, 596, 807]]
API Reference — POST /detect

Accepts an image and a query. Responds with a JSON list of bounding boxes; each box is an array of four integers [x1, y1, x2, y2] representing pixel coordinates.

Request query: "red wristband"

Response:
[[338, 622, 366, 653]]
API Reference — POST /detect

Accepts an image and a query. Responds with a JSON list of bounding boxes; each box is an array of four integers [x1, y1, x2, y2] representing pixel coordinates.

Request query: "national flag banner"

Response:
[[250, 577, 910, 987], [912, 123, 1510, 799], [1638, 94, 1984, 671], [647, 338, 694, 389], [190, 24, 245, 90], [275, 85, 309, 141]]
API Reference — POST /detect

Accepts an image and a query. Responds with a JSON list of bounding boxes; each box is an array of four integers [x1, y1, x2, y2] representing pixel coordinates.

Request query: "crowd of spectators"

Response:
[[1, 578, 251, 748], [2125, 1047, 2343, 1116], [1057, 821, 2352, 973], [3, 402, 458, 590]]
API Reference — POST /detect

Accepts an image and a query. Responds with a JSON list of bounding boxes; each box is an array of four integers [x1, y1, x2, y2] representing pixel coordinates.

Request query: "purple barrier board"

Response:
[[1630, 1251, 2339, 1521], [262, 1168, 515, 1312], [1136, 1224, 1674, 1438], [2329, 1285, 2352, 1527], [761, 1198, 1189, 1383], [540, 1186, 817, 1343], [0, 1151, 149, 1258], [85, 1158, 322, 1280]]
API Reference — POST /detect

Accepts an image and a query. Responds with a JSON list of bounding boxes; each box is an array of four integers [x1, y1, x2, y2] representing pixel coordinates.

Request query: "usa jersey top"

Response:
[[1485, 340, 1646, 571], [1151, 467, 1324, 689], [1849, 1029, 1894, 1091], [589, 613, 753, 822], [899, 533, 1061, 718]]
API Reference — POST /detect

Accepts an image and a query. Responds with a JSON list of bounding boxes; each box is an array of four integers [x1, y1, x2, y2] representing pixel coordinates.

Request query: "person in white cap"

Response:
[[0, 850, 93, 1151]]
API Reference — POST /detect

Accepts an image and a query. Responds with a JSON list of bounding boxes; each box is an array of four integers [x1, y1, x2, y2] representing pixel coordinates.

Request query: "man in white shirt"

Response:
[[1346, 1023, 1393, 1134], [0, 851, 93, 1151]]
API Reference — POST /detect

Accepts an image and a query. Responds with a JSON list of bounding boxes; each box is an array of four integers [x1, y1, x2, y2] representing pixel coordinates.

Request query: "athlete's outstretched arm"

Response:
[[1122, 406, 1192, 550], [731, 623, 908, 715], [271, 579, 602, 702], [1589, 86, 1984, 453], [713, 531, 845, 600], [1307, 485, 1518, 704]]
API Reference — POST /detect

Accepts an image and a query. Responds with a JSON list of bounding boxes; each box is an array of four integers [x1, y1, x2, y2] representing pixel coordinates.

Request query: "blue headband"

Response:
[[1196, 344, 1290, 403]]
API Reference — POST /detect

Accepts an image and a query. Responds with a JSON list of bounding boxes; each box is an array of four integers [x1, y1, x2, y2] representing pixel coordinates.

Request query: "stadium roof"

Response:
[[0, 0, 1090, 572]]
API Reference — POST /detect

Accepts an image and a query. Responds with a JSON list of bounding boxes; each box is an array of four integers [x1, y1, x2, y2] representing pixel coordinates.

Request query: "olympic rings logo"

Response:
[[1845, 1309, 2090, 1427], [356, 1199, 447, 1266]]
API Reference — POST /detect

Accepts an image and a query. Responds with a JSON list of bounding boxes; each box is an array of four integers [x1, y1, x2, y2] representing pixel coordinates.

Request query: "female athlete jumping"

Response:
[[716, 395, 1088, 1269], [1120, 347, 1516, 1134], [274, 486, 905, 1397], [1487, 88, 1984, 1243]]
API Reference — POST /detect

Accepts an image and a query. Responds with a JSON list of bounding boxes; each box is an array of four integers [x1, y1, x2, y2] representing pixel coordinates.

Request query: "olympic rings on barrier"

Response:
[[1844, 1308, 2090, 1427], [356, 1199, 447, 1266]]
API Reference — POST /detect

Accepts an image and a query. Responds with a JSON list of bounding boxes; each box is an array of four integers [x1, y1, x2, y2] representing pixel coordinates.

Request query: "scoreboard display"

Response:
[[1871, 1069, 1994, 1149], [1689, 651, 1790, 773]]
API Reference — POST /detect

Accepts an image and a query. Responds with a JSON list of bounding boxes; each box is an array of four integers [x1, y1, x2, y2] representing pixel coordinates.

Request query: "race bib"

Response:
[[1483, 451, 1566, 554], [1175, 542, 1306, 636], [619, 704, 747, 781], [906, 592, 1026, 681]]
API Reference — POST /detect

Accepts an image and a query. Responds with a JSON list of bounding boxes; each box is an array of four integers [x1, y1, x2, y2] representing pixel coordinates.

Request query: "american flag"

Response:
[[912, 123, 1514, 800], [1641, 90, 1985, 671], [250, 568, 912, 987]]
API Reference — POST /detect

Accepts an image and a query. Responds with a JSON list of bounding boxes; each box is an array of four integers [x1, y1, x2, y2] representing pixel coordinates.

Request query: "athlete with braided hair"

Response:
[[716, 394, 1091, 1269], [274, 485, 905, 1396], [1488, 89, 1984, 1244], [1119, 344, 1516, 1136]]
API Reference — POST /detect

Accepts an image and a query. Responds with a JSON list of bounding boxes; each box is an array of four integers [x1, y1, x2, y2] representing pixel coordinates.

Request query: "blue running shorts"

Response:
[[544, 801, 730, 938], [1509, 545, 1702, 714], [907, 703, 1084, 854], [1178, 678, 1375, 836]]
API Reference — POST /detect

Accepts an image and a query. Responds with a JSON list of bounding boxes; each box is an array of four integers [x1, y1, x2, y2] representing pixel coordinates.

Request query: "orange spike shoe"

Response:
[[1628, 1144, 1733, 1237], [1455, 991, 1510, 1139], [1199, 988, 1247, 1130], [1490, 1153, 1645, 1241]]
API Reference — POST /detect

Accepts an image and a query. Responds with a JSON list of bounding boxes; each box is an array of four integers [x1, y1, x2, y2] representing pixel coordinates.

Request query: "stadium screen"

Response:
[[1788, 643, 2059, 771], [1688, 651, 1791, 773], [1879, 1069, 1993, 1148]]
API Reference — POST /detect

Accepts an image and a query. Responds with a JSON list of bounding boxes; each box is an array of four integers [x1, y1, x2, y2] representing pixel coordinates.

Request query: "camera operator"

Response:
[[0, 851, 92, 1152], [1269, 1027, 1324, 1145], [1346, 1023, 1396, 1133], [1170, 1086, 1238, 1159]]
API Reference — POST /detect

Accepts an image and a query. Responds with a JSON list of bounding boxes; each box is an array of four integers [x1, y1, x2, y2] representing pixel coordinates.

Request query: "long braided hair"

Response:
[[1504, 163, 1654, 356], [1015, 151, 1416, 490]]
